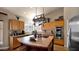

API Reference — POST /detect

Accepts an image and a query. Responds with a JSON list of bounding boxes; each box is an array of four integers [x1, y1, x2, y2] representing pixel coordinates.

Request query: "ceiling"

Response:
[[4, 7, 61, 19], [3, 7, 63, 25]]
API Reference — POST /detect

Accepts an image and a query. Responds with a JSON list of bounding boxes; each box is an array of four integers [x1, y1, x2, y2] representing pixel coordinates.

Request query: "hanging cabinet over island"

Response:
[[42, 20, 64, 30]]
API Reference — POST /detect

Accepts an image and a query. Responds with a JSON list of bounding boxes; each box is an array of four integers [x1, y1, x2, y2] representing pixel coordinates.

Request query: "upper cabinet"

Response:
[[42, 20, 64, 30], [42, 22, 54, 30], [19, 21, 24, 30], [51, 20, 64, 27], [9, 19, 24, 31], [9, 20, 18, 30]]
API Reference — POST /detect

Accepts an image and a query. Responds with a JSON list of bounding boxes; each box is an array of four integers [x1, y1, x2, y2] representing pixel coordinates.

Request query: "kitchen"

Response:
[[0, 0, 79, 58], [0, 7, 65, 51]]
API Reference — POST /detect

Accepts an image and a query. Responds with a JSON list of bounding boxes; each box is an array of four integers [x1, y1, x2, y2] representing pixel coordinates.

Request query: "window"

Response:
[[0, 21, 3, 45], [24, 25, 34, 34]]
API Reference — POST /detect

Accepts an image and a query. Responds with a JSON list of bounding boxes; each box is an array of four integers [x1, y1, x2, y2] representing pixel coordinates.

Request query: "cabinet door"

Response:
[[10, 37, 13, 50], [13, 20, 19, 30], [44, 23, 51, 30], [10, 37, 21, 50], [55, 20, 64, 27], [9, 20, 19, 30], [13, 37, 21, 49], [19, 21, 24, 30], [42, 22, 55, 30], [9, 20, 14, 30]]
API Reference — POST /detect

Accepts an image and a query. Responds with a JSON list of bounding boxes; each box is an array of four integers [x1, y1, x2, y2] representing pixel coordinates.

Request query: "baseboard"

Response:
[[0, 46, 9, 50]]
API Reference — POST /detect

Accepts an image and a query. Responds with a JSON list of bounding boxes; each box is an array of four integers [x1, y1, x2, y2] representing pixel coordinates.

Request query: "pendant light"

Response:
[[40, 7, 46, 22], [33, 7, 46, 23], [33, 7, 37, 22]]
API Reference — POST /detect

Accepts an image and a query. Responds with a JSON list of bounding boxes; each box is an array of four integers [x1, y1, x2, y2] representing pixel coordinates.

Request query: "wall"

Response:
[[0, 8, 16, 19], [64, 7, 79, 48], [0, 14, 9, 49], [0, 7, 19, 49], [46, 8, 64, 21]]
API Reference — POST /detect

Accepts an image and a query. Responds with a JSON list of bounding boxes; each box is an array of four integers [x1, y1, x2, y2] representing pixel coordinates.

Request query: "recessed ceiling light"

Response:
[[30, 7, 33, 8], [24, 12, 26, 14]]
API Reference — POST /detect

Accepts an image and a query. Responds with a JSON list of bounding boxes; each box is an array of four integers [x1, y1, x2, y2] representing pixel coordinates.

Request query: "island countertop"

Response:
[[17, 35, 54, 48], [10, 33, 32, 38]]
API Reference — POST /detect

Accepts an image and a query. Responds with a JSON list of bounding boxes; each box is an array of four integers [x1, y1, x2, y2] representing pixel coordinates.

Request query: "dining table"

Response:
[[17, 35, 54, 51]]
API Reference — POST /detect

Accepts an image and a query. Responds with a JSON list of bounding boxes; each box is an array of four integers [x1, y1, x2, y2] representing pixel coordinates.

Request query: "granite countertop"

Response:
[[10, 33, 32, 38], [17, 35, 54, 48]]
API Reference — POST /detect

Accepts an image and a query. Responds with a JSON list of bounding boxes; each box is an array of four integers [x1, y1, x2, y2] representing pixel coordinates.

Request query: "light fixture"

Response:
[[33, 7, 46, 23]]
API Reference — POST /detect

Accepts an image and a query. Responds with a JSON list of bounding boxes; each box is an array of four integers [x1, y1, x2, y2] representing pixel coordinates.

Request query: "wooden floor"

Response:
[[13, 44, 68, 51], [0, 44, 68, 51], [13, 39, 65, 51], [0, 39, 67, 51]]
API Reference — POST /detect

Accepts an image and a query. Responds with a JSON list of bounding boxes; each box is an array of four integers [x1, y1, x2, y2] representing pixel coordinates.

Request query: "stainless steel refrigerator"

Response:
[[69, 15, 79, 51]]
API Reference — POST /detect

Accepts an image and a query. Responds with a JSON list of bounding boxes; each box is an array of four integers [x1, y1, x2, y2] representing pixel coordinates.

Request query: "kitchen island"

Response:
[[17, 35, 54, 51], [9, 33, 32, 50]]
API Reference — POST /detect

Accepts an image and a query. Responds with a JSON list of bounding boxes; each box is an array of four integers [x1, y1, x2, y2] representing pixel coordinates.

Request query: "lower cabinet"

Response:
[[54, 39, 64, 46], [10, 37, 21, 50]]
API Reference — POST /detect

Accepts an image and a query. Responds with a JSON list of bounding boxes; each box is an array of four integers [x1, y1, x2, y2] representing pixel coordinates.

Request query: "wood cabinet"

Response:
[[10, 36, 21, 50], [9, 20, 19, 30], [9, 19, 24, 31], [42, 22, 55, 30], [54, 39, 64, 46], [9, 19, 24, 50], [54, 20, 64, 27], [19, 21, 24, 30], [42, 20, 64, 46], [42, 20, 64, 30]]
